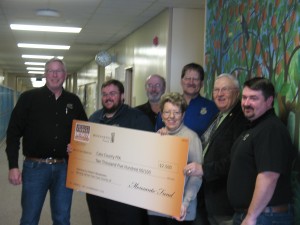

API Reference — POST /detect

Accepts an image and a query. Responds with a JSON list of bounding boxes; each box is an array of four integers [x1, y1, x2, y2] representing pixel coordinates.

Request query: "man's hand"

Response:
[[241, 172, 279, 225], [67, 143, 73, 154], [241, 215, 257, 225], [9, 168, 22, 185]]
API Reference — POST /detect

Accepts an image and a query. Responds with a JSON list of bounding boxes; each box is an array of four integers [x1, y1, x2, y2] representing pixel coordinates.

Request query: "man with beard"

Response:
[[228, 77, 295, 225], [135, 74, 166, 128], [86, 79, 153, 225]]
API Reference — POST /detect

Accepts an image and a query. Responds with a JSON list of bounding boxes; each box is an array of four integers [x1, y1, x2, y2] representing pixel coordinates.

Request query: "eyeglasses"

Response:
[[46, 69, 65, 75], [162, 111, 182, 118], [102, 91, 119, 98], [182, 77, 200, 82], [213, 87, 237, 94], [146, 83, 162, 89]]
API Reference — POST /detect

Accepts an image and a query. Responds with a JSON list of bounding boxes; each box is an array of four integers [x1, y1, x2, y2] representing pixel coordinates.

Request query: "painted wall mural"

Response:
[[205, 0, 300, 148], [204, 0, 300, 221]]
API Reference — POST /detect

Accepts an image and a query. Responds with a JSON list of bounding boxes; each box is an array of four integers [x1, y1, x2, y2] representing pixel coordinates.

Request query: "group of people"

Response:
[[5, 58, 296, 225]]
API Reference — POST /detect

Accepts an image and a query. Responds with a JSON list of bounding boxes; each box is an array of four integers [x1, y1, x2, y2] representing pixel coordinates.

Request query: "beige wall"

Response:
[[107, 8, 205, 106], [107, 9, 170, 106], [66, 8, 205, 111], [76, 61, 99, 117], [169, 8, 205, 94]]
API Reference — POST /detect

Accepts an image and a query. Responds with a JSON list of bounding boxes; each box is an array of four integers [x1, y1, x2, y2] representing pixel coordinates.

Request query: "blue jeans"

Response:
[[233, 206, 294, 225], [20, 159, 73, 225]]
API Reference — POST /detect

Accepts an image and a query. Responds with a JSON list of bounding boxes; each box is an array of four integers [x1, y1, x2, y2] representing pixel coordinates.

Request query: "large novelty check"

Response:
[[66, 120, 189, 217]]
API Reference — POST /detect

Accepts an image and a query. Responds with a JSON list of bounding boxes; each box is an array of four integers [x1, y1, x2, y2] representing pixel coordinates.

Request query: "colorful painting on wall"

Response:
[[205, 0, 299, 147]]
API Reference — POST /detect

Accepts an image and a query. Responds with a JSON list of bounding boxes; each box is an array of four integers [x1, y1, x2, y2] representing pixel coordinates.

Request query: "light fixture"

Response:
[[28, 71, 44, 74], [18, 43, 70, 50], [25, 62, 46, 66], [36, 9, 60, 17], [95, 51, 112, 67], [22, 55, 64, 59], [26, 67, 44, 71], [10, 24, 81, 33]]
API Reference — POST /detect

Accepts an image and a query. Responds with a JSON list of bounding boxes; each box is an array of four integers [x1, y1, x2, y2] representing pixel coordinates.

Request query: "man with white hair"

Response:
[[186, 74, 248, 225]]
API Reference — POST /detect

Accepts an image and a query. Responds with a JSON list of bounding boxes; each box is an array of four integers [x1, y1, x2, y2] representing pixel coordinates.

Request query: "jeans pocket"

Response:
[[23, 159, 41, 169]]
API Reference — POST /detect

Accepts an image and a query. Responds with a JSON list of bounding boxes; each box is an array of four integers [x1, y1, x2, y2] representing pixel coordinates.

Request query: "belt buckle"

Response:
[[45, 157, 56, 164]]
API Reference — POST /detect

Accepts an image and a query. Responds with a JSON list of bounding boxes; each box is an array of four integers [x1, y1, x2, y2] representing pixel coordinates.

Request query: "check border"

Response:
[[66, 120, 189, 217]]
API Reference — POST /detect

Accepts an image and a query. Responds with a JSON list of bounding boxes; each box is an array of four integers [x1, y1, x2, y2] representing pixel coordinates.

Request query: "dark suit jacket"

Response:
[[202, 101, 248, 215], [135, 101, 156, 129]]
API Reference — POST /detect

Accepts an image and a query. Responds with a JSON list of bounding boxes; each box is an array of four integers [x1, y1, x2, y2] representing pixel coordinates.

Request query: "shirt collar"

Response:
[[248, 108, 275, 128]]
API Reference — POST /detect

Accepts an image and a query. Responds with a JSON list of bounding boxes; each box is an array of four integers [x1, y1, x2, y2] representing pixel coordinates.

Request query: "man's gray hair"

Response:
[[216, 73, 240, 88], [45, 58, 67, 73]]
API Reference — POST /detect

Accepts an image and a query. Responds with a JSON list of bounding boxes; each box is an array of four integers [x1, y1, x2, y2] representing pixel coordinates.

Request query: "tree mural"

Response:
[[205, 0, 300, 146], [205, 1, 300, 221]]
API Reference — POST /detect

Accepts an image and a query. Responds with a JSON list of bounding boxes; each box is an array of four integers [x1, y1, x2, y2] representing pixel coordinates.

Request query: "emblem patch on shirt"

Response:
[[67, 103, 74, 109], [200, 107, 207, 115], [66, 103, 74, 114], [242, 133, 250, 141]]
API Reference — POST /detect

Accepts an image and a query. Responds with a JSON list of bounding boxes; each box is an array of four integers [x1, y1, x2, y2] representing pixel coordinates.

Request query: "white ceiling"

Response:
[[0, 0, 205, 77]]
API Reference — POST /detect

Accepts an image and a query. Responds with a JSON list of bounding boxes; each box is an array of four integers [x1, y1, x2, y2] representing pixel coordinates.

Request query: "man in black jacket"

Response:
[[86, 79, 153, 225], [185, 74, 248, 225]]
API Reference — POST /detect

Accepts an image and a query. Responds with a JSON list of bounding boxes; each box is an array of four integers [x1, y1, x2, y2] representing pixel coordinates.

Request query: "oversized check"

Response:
[[66, 120, 189, 217]]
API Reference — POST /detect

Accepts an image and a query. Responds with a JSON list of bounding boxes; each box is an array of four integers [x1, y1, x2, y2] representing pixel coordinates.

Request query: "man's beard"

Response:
[[103, 100, 122, 114], [148, 92, 161, 103]]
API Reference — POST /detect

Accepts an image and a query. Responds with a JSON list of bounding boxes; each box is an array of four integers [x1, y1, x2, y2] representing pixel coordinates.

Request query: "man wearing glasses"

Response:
[[155, 63, 219, 225], [156, 63, 218, 137], [185, 74, 248, 225], [86, 79, 153, 225], [135, 74, 166, 128], [6, 58, 88, 225]]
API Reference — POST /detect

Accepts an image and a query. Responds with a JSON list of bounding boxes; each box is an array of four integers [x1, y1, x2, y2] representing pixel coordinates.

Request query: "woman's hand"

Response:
[[157, 127, 168, 136], [184, 162, 203, 177], [173, 204, 187, 221]]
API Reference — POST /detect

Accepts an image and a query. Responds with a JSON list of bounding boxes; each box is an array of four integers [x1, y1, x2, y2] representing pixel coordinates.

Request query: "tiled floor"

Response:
[[0, 140, 91, 225]]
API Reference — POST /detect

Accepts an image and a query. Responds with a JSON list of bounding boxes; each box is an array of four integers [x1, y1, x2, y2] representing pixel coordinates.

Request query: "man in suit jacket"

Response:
[[184, 74, 248, 225]]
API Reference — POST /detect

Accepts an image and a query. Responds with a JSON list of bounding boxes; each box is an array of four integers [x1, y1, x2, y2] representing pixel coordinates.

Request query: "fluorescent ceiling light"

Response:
[[25, 62, 46, 66], [28, 71, 45, 74], [26, 67, 44, 71], [36, 9, 60, 17], [18, 43, 70, 50], [10, 24, 81, 33], [22, 55, 64, 59]]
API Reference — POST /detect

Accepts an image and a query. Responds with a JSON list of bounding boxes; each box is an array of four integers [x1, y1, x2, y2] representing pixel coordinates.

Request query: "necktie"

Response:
[[201, 113, 223, 150]]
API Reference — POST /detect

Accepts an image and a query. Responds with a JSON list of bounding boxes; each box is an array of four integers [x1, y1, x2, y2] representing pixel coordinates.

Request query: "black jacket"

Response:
[[89, 104, 153, 132], [135, 101, 157, 129], [202, 101, 248, 215], [6, 86, 88, 169]]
